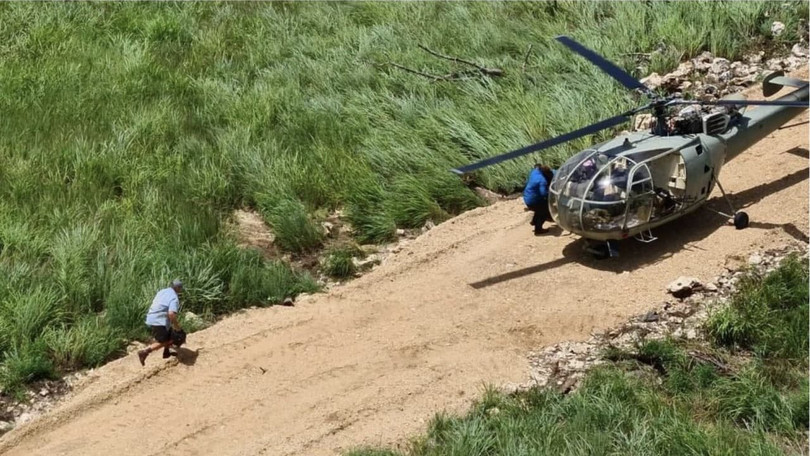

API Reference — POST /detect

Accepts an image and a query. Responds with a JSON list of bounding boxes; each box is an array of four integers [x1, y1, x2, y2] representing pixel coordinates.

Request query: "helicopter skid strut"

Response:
[[710, 173, 749, 230]]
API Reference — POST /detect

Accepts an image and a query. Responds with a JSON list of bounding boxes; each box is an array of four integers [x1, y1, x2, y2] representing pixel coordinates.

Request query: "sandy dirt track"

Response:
[[1, 83, 807, 456]]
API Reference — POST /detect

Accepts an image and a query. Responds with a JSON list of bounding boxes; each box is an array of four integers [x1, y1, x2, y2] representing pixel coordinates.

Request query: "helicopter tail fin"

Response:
[[762, 71, 809, 97]]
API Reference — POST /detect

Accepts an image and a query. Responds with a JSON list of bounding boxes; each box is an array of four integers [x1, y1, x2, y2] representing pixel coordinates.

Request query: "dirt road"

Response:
[[1, 85, 807, 456]]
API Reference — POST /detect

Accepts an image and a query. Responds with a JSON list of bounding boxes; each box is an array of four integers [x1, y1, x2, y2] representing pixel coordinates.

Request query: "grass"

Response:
[[0, 1, 807, 391], [347, 253, 809, 455]]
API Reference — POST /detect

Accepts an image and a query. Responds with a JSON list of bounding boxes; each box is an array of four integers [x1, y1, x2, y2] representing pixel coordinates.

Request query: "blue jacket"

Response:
[[523, 168, 556, 207]]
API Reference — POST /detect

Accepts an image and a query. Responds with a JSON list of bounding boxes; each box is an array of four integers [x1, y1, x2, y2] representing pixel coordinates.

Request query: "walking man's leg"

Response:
[[138, 326, 173, 366]]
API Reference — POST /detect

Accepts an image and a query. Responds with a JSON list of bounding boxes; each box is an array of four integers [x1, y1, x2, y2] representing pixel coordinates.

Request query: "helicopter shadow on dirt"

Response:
[[467, 167, 808, 288], [562, 166, 809, 273]]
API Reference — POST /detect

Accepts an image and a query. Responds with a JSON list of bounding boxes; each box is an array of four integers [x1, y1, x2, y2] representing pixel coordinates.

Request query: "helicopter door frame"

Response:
[[621, 161, 655, 231], [576, 154, 621, 230]]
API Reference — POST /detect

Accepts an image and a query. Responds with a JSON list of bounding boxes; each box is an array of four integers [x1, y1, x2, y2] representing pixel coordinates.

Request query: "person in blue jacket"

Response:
[[523, 164, 556, 235]]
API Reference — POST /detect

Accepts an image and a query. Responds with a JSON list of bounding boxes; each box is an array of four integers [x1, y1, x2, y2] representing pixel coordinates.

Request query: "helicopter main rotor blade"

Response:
[[555, 36, 654, 98], [668, 99, 809, 107], [451, 114, 629, 175]]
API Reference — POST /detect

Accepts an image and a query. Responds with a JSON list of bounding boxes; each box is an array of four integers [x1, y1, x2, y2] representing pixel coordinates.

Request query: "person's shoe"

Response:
[[162, 347, 171, 359], [138, 349, 149, 366], [534, 227, 549, 236]]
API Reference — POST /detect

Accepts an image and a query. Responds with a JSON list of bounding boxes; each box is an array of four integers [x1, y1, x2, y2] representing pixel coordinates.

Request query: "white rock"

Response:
[[703, 282, 718, 293], [685, 328, 698, 340], [17, 412, 33, 424], [749, 254, 763, 265], [38, 388, 49, 397], [746, 51, 764, 64], [569, 360, 586, 370], [667, 276, 701, 298], [711, 58, 730, 74], [640, 72, 663, 88], [321, 221, 338, 238], [0, 421, 12, 433], [771, 21, 785, 36], [695, 51, 714, 63], [395, 229, 405, 236], [792, 43, 808, 58]]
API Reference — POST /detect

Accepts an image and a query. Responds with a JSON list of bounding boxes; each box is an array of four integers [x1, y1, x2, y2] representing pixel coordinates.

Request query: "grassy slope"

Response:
[[0, 1, 806, 391], [347, 254, 809, 456]]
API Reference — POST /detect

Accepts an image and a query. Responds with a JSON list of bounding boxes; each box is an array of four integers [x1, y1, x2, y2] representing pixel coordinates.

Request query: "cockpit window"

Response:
[[550, 150, 656, 235]]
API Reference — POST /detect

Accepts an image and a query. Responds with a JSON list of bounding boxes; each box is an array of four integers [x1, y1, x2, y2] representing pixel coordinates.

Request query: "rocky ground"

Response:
[[504, 242, 809, 396]]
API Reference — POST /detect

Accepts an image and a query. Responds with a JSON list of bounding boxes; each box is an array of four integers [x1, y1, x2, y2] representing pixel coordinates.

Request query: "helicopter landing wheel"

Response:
[[733, 211, 749, 230]]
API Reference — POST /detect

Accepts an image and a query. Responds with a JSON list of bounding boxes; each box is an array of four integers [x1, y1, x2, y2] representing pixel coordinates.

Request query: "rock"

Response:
[[711, 58, 730, 74], [352, 254, 381, 271], [703, 282, 718, 293], [568, 343, 589, 355], [486, 407, 501, 416], [670, 61, 694, 79], [569, 360, 586, 370], [633, 113, 654, 131], [38, 389, 48, 397], [792, 43, 809, 58], [640, 72, 663, 88], [395, 229, 405, 236], [746, 51, 764, 65], [695, 51, 714, 63], [748, 253, 763, 265], [717, 70, 733, 82], [666, 303, 695, 319], [17, 412, 33, 424], [0, 421, 12, 433], [281, 297, 294, 307], [321, 221, 339, 239], [641, 311, 660, 323], [667, 276, 701, 298], [766, 59, 785, 71], [771, 21, 785, 36], [685, 328, 698, 340], [558, 377, 578, 394], [787, 56, 806, 70], [679, 80, 693, 91]]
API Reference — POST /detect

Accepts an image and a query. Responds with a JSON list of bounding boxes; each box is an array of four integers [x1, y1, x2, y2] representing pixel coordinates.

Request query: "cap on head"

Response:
[[171, 279, 183, 290]]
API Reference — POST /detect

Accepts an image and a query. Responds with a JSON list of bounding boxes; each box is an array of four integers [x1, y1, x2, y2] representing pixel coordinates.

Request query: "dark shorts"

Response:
[[150, 325, 171, 343]]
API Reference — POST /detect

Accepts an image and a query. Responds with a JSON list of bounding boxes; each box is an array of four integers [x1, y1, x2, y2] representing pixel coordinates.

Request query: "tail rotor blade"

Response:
[[555, 36, 654, 97], [451, 114, 629, 175]]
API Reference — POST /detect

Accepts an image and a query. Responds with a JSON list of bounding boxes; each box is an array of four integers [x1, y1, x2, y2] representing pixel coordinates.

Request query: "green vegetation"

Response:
[[322, 244, 366, 279], [0, 1, 806, 391], [348, 253, 809, 455]]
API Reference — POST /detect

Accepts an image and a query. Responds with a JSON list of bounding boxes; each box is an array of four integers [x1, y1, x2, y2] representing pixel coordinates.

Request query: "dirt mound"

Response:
[[1, 78, 807, 456]]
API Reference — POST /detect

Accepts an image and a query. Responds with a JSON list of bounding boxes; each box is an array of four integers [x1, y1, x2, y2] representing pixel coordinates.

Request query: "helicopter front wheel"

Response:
[[733, 212, 749, 230]]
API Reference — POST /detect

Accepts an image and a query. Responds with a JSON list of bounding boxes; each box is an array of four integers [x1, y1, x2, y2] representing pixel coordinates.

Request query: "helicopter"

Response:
[[452, 36, 809, 259]]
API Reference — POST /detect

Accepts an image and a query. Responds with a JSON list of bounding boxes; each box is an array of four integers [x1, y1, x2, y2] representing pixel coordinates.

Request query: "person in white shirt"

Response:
[[138, 279, 184, 366]]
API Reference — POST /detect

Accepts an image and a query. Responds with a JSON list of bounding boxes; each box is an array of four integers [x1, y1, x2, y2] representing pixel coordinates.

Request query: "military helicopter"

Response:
[[452, 36, 809, 258]]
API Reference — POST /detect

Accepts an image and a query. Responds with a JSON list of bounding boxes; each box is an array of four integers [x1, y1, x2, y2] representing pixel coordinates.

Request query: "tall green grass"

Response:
[[0, 1, 805, 390]]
